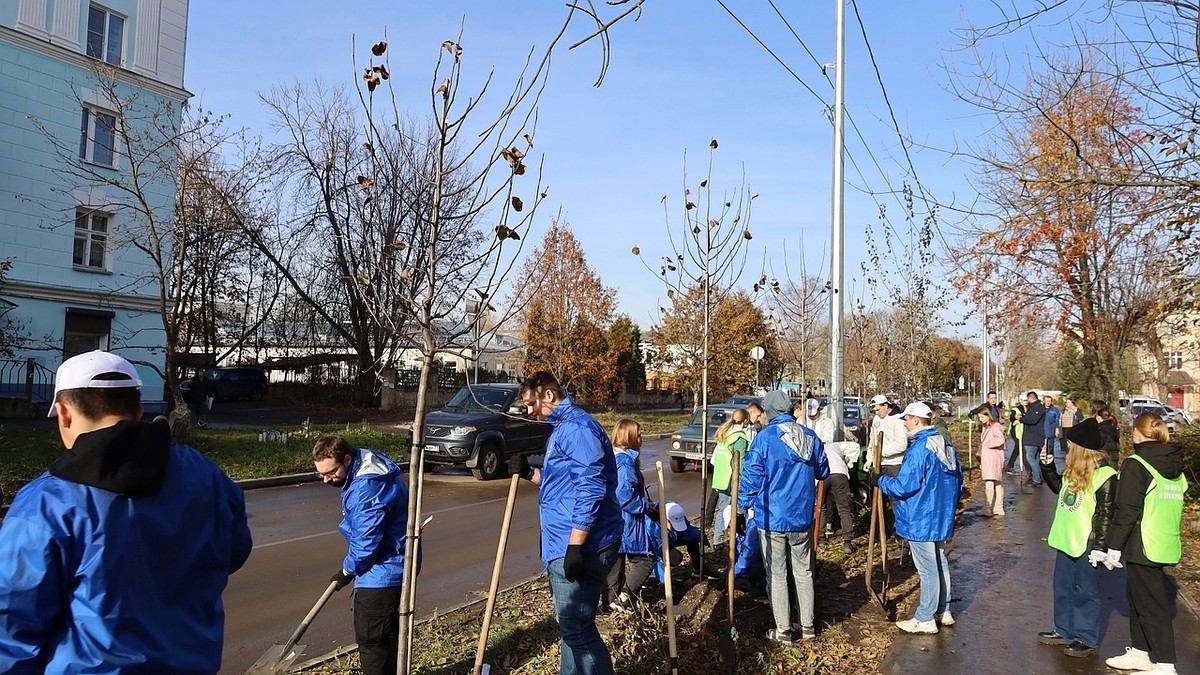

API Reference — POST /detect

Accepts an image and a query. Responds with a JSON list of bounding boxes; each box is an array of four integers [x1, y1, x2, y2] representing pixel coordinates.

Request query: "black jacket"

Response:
[[1108, 441, 1185, 566], [1040, 455, 1116, 550], [1020, 400, 1047, 446], [1098, 419, 1120, 461]]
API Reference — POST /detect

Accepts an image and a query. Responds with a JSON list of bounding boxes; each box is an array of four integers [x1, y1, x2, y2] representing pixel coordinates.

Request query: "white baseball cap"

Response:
[[666, 501, 689, 531], [870, 394, 889, 407], [901, 401, 932, 419], [48, 350, 142, 417], [805, 398, 820, 417]]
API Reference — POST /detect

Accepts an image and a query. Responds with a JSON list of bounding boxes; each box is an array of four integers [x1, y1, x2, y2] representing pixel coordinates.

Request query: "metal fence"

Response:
[[0, 358, 54, 404]]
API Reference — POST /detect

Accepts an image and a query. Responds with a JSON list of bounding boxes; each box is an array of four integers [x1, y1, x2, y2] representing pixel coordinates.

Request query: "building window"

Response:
[[1167, 351, 1183, 370], [63, 309, 113, 360], [74, 211, 110, 271], [86, 4, 124, 65], [79, 107, 117, 166]]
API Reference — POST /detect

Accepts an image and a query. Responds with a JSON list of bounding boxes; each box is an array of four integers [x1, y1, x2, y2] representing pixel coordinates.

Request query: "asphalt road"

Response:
[[221, 437, 707, 673]]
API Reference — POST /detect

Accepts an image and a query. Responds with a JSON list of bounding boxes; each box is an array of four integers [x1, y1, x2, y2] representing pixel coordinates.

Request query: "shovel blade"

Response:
[[244, 643, 306, 675]]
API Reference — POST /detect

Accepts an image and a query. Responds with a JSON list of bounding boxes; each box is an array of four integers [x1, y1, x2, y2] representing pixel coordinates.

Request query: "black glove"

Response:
[[508, 454, 533, 480], [330, 569, 354, 592], [563, 544, 586, 582], [734, 512, 747, 537], [646, 502, 660, 523], [867, 471, 879, 488]]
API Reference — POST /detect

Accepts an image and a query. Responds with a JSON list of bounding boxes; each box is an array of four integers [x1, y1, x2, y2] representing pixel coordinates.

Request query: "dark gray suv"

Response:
[[180, 367, 269, 402], [421, 384, 552, 480]]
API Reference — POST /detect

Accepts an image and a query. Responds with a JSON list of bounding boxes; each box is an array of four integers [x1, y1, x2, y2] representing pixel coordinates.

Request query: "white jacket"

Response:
[[871, 413, 908, 467]]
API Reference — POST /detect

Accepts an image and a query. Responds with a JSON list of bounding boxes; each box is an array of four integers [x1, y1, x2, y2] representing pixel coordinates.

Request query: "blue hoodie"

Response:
[[878, 426, 963, 542], [339, 448, 410, 588], [536, 396, 623, 564], [737, 413, 829, 532]]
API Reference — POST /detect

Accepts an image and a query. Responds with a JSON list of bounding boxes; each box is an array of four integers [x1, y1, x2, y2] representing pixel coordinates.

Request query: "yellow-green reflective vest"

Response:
[[1047, 466, 1117, 557], [1128, 454, 1187, 565], [710, 429, 748, 492]]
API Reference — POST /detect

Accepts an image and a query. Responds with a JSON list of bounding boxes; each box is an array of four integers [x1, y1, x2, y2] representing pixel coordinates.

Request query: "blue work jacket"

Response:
[[878, 426, 963, 542], [614, 447, 654, 555], [737, 414, 829, 532], [339, 448, 410, 588]]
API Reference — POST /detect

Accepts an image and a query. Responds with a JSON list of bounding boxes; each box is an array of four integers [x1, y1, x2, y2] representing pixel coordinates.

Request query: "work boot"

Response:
[[843, 539, 853, 554], [1064, 641, 1096, 658]]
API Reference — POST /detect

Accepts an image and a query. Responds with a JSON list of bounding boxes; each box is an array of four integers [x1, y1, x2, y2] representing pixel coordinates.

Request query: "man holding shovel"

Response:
[[508, 371, 622, 675], [313, 435, 411, 675], [0, 350, 252, 673]]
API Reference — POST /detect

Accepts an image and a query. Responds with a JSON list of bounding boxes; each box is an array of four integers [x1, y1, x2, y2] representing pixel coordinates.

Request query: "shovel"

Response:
[[719, 452, 740, 669], [655, 461, 680, 675], [864, 434, 889, 610], [245, 579, 340, 674], [472, 474, 520, 675]]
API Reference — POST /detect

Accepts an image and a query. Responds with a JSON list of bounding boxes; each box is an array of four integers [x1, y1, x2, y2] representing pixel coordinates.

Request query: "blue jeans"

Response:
[[1023, 445, 1044, 483], [1053, 548, 1100, 647], [547, 544, 618, 675], [713, 492, 732, 545], [759, 529, 815, 633], [908, 540, 952, 622], [1049, 438, 1066, 474]]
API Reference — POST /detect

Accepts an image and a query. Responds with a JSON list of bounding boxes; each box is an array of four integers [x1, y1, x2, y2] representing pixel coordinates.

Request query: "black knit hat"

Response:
[[1064, 417, 1103, 451]]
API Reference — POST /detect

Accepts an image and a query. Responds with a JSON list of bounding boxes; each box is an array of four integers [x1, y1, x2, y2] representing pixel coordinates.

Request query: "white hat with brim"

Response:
[[48, 350, 142, 417], [666, 501, 689, 531], [901, 401, 932, 419]]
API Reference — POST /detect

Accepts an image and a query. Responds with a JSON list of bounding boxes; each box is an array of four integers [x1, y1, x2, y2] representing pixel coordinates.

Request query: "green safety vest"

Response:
[[1127, 454, 1188, 565], [1047, 465, 1117, 557], [710, 429, 748, 492]]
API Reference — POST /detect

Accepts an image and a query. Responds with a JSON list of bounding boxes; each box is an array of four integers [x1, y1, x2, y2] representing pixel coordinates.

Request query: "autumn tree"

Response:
[[515, 220, 618, 403], [951, 55, 1177, 403]]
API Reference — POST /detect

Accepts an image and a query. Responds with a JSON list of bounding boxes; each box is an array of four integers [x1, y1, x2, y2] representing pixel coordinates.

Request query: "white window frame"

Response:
[[1167, 351, 1184, 370], [74, 210, 111, 272], [79, 106, 118, 168], [86, 4, 125, 66]]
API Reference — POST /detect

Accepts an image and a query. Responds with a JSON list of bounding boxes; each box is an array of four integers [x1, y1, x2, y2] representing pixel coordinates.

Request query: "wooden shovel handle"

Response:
[[473, 474, 520, 675]]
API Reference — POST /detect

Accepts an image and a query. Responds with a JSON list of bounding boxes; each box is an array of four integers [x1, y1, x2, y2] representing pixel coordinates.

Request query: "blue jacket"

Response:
[[1044, 405, 1061, 439], [614, 448, 654, 555], [0, 420, 252, 674], [1021, 400, 1047, 446], [737, 414, 829, 532], [537, 396, 623, 564], [339, 448, 410, 588], [878, 426, 963, 542]]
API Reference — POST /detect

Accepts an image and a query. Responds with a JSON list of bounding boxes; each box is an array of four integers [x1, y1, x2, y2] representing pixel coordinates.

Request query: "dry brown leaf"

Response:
[[371, 41, 387, 56], [511, 196, 523, 212]]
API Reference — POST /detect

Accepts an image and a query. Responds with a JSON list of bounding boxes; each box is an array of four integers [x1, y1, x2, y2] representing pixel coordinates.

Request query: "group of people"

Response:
[[975, 390, 1187, 673]]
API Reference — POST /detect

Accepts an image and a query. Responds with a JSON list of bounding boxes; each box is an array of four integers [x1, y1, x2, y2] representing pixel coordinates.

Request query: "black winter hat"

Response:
[[1064, 417, 1103, 451]]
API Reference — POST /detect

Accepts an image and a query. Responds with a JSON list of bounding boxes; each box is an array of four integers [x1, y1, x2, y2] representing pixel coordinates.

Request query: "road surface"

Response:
[[221, 437, 707, 672]]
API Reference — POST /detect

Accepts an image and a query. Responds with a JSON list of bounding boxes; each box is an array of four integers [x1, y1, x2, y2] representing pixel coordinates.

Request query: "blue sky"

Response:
[[185, 1, 1007, 338]]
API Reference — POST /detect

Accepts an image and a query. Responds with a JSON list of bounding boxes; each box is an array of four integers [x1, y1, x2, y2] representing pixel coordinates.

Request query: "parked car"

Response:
[[180, 366, 269, 402], [668, 404, 742, 473], [725, 395, 762, 406], [819, 398, 868, 445], [420, 384, 552, 480], [1164, 404, 1194, 427], [1121, 403, 1178, 435]]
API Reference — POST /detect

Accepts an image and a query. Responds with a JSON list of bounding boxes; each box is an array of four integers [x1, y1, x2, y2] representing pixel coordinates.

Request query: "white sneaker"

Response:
[[1135, 665, 1176, 674], [937, 610, 955, 626], [895, 618, 938, 634], [1106, 647, 1153, 671]]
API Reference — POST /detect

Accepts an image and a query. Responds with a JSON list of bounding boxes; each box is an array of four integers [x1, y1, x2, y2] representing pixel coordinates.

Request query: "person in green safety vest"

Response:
[[1104, 412, 1188, 674], [709, 408, 751, 547], [1033, 417, 1117, 659]]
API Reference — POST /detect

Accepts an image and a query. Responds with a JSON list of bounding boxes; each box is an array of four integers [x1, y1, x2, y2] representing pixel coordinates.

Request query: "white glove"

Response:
[[1087, 550, 1108, 567], [1103, 549, 1123, 570]]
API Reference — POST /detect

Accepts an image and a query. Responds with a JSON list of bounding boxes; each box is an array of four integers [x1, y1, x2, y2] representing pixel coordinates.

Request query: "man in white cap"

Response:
[[0, 350, 252, 673], [868, 394, 908, 477], [875, 401, 963, 634]]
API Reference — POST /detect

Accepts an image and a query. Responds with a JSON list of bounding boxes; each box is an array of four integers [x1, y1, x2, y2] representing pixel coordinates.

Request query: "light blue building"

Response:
[[0, 0, 190, 410]]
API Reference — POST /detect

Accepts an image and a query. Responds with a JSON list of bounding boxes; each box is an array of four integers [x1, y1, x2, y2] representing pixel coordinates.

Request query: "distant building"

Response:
[[1133, 312, 1199, 415], [0, 0, 190, 407]]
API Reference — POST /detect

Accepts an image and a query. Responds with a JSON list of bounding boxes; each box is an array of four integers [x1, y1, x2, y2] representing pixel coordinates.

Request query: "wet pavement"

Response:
[[881, 475, 1200, 674]]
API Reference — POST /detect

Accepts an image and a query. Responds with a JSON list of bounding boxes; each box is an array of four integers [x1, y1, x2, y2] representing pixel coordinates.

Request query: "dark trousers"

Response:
[[1052, 549, 1100, 647], [1127, 562, 1177, 664], [822, 474, 854, 542], [353, 586, 401, 675], [606, 553, 656, 600]]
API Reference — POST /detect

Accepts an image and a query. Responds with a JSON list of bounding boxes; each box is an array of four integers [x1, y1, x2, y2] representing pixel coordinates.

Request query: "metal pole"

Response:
[[981, 315, 989, 407], [828, 0, 846, 440]]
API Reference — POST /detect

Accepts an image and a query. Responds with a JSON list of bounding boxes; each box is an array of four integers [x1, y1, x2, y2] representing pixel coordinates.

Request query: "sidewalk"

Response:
[[881, 476, 1200, 674]]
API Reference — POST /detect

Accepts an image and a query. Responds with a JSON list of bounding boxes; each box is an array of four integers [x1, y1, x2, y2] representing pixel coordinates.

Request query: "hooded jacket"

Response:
[[614, 447, 654, 556], [0, 419, 252, 674], [339, 448, 410, 588], [737, 413, 829, 532], [878, 425, 963, 542], [536, 396, 623, 564], [1108, 441, 1185, 566]]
